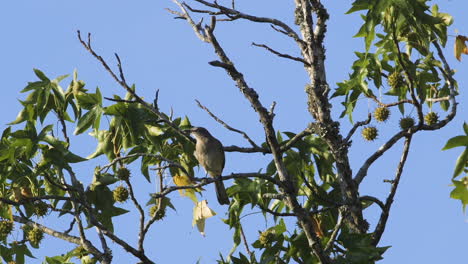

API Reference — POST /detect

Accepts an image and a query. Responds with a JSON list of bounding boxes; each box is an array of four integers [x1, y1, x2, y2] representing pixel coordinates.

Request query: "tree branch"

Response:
[[344, 113, 371, 143], [251, 42, 310, 66], [77, 30, 194, 144], [371, 136, 412, 246], [195, 99, 260, 149]]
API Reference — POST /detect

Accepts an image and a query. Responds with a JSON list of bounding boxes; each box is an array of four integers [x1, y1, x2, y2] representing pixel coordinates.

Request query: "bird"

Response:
[[188, 127, 230, 205]]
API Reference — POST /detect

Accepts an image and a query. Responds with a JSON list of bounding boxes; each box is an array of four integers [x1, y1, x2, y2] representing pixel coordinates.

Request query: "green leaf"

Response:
[[74, 107, 102, 135], [463, 122, 468, 135], [9, 105, 34, 125], [450, 180, 468, 211], [453, 149, 468, 178], [442, 136, 468, 150], [33, 69, 50, 82]]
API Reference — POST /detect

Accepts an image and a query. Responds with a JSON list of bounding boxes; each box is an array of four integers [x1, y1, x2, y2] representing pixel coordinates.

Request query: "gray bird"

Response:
[[189, 127, 230, 205]]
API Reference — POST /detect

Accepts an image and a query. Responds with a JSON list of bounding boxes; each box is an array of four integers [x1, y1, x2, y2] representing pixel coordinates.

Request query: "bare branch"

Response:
[[252, 42, 310, 66], [223, 145, 270, 153], [371, 136, 412, 246], [324, 211, 343, 253], [13, 215, 105, 261], [354, 130, 410, 185], [239, 223, 253, 257], [195, 99, 260, 148], [188, 0, 305, 47], [100, 153, 190, 178], [77, 30, 194, 144], [169, 1, 210, 42], [279, 125, 315, 152], [310, 0, 330, 43], [177, 2, 329, 261], [367, 93, 416, 108], [257, 203, 296, 217], [123, 178, 146, 252], [344, 113, 372, 143], [425, 96, 450, 103]]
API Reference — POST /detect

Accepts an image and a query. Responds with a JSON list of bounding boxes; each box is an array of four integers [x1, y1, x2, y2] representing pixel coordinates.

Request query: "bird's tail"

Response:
[[214, 176, 230, 205]]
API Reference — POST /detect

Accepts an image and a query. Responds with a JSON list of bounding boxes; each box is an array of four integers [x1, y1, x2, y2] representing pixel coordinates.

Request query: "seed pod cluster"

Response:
[[113, 186, 129, 203], [117, 167, 131, 181], [399, 117, 415, 130], [424, 112, 439, 125], [362, 126, 378, 141], [149, 205, 166, 221], [374, 107, 390, 122]]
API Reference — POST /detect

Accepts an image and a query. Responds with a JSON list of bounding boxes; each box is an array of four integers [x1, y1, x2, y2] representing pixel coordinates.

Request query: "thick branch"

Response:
[[13, 215, 105, 261]]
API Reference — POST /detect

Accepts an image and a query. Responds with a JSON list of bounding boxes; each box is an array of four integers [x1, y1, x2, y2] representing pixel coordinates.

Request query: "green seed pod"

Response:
[[150, 205, 166, 221], [27, 226, 44, 245], [0, 220, 14, 237], [374, 107, 390, 122], [259, 229, 276, 246], [113, 186, 129, 203], [387, 71, 404, 88], [34, 201, 49, 217], [362, 126, 378, 141], [424, 112, 439, 125], [399, 117, 415, 130], [116, 167, 131, 181]]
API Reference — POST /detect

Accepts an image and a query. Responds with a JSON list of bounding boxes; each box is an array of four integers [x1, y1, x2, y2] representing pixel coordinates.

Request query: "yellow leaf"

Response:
[[173, 174, 201, 202], [454, 35, 468, 61], [192, 200, 216, 236]]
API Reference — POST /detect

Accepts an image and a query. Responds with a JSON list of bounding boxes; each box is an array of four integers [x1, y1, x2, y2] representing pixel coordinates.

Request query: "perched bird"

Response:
[[189, 127, 229, 205]]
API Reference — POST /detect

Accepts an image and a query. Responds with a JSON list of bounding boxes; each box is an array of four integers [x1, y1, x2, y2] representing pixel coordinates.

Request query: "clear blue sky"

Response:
[[0, 1, 467, 263]]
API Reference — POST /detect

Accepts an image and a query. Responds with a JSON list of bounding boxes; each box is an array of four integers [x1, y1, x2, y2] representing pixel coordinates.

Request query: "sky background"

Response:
[[0, 0, 467, 263]]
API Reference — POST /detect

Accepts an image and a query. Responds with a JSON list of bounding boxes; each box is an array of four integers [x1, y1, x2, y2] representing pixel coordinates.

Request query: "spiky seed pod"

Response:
[[27, 226, 44, 245], [149, 205, 166, 221], [387, 71, 404, 88], [116, 167, 131, 181], [361, 126, 378, 141], [374, 107, 391, 122], [424, 112, 439, 125], [399, 117, 415, 130], [0, 220, 14, 237], [34, 201, 48, 217], [259, 229, 276, 246], [113, 186, 129, 202]]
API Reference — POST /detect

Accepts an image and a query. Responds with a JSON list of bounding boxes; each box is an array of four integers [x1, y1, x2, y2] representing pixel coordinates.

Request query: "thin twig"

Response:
[[252, 42, 310, 66], [100, 153, 190, 177], [195, 99, 260, 148], [77, 30, 194, 144], [371, 136, 412, 246], [324, 210, 343, 253], [239, 223, 253, 257], [257, 203, 296, 217], [354, 130, 410, 185], [126, 177, 146, 252], [344, 113, 372, 143]]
